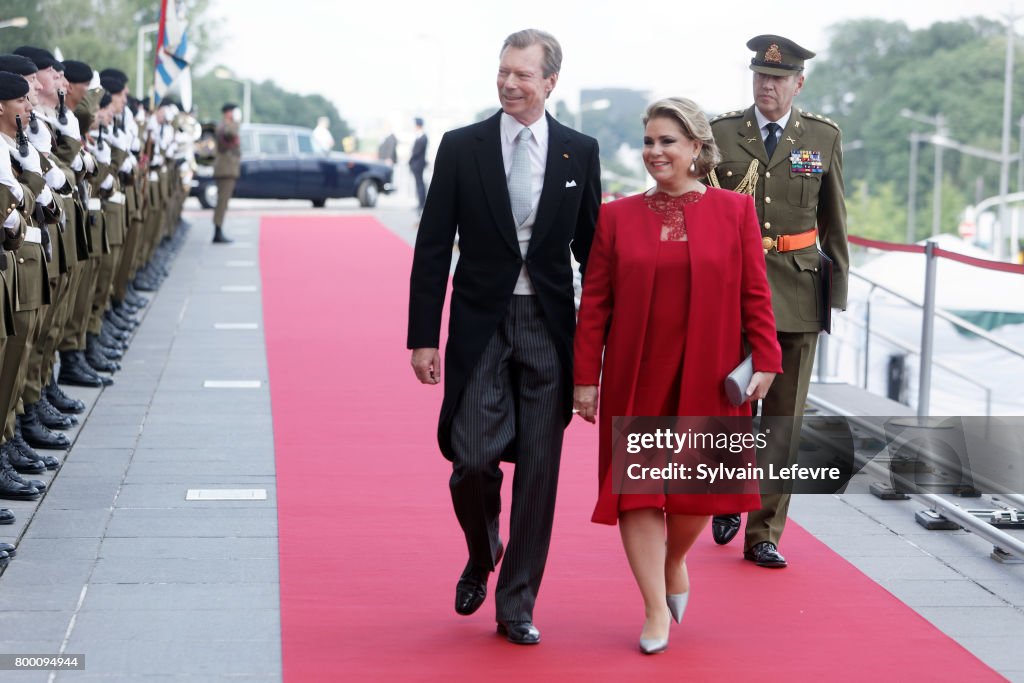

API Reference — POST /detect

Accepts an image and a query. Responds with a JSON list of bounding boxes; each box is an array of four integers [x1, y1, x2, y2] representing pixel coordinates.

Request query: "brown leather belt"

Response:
[[762, 228, 817, 253]]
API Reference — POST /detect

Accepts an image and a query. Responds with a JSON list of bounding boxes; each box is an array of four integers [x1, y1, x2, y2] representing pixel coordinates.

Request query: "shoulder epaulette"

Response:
[[710, 110, 743, 123], [798, 108, 841, 131]]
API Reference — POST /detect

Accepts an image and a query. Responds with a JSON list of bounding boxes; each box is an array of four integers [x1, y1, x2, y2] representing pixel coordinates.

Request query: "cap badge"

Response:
[[765, 43, 783, 64]]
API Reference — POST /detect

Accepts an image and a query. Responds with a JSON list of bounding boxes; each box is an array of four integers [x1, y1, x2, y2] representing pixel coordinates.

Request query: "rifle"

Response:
[[57, 91, 68, 125], [96, 125, 104, 150], [14, 115, 28, 157], [28, 111, 39, 135]]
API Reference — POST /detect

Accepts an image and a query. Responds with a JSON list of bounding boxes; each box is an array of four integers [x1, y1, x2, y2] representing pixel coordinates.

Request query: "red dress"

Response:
[[574, 189, 784, 525]]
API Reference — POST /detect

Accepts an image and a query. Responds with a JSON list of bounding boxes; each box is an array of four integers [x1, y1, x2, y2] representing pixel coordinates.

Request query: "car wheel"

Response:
[[357, 179, 379, 208], [199, 183, 218, 210], [311, 198, 327, 208]]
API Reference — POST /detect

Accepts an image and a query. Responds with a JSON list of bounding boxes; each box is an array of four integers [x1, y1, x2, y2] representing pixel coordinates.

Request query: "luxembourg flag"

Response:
[[154, 0, 195, 109]]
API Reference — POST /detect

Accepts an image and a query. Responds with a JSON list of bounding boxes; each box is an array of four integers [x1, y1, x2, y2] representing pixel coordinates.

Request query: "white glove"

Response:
[[99, 174, 114, 191], [0, 151, 24, 203], [109, 125, 129, 151], [70, 154, 84, 172], [27, 121, 53, 155], [87, 140, 111, 166], [55, 112, 81, 141], [119, 156, 134, 174], [152, 152, 164, 166], [130, 135, 141, 153], [3, 208, 19, 229], [15, 141, 43, 175], [45, 165, 67, 190], [36, 185, 54, 207], [83, 150, 96, 173]]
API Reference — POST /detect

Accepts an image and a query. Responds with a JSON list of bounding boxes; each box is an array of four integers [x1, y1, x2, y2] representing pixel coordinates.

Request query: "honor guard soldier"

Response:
[[707, 35, 849, 568]]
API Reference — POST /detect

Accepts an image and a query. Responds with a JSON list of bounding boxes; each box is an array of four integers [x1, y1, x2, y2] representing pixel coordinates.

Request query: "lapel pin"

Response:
[[746, 121, 752, 128], [786, 136, 797, 145], [563, 153, 569, 159], [747, 138, 757, 144]]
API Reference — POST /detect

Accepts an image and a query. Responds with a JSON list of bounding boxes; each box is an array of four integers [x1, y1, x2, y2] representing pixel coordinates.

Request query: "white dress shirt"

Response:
[[754, 107, 793, 148], [500, 111, 548, 295]]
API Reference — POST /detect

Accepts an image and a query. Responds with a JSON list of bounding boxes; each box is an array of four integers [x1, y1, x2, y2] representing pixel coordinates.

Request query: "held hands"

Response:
[[745, 371, 776, 403], [0, 150, 20, 192], [55, 113, 81, 141], [573, 385, 598, 424], [87, 139, 111, 166], [411, 348, 441, 385], [109, 125, 128, 151], [17, 142, 43, 175]]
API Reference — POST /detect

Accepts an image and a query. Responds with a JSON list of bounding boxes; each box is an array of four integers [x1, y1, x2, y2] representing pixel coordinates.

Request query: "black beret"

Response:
[[62, 60, 93, 84], [53, 61, 64, 73], [100, 75, 125, 94], [13, 46, 58, 71], [0, 54, 38, 76], [99, 91, 112, 108], [0, 71, 30, 101], [99, 68, 128, 83], [222, 102, 239, 113]]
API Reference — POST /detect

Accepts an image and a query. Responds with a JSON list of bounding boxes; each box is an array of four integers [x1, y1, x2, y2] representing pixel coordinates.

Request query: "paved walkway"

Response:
[[0, 214, 279, 681]]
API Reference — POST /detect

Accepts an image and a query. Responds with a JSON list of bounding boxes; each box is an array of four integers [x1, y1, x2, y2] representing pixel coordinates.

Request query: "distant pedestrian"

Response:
[[378, 132, 398, 166], [313, 116, 334, 153], [409, 117, 428, 211]]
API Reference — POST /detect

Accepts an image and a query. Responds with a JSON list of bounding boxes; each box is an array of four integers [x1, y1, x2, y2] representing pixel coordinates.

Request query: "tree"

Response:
[[798, 18, 1023, 243]]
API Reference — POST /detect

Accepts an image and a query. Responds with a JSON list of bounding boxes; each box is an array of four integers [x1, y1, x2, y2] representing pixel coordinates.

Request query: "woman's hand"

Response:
[[745, 371, 776, 402], [573, 385, 598, 424]]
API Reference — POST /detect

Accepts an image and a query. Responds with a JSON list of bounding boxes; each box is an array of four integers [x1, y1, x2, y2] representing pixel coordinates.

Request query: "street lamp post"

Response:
[[137, 22, 159, 100], [995, 12, 1021, 259], [901, 109, 946, 241], [214, 68, 252, 124]]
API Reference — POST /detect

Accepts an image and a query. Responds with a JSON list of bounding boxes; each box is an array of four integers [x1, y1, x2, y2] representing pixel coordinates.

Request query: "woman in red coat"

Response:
[[573, 98, 782, 654]]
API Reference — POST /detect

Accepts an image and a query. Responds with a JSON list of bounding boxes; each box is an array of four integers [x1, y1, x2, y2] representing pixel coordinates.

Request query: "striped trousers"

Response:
[[449, 295, 565, 622]]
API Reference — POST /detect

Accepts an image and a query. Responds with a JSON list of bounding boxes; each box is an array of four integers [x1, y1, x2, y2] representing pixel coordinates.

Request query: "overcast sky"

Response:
[[205, 0, 1019, 139]]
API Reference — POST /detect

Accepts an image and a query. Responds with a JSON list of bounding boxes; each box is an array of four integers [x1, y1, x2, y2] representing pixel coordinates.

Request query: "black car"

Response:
[[191, 123, 394, 208]]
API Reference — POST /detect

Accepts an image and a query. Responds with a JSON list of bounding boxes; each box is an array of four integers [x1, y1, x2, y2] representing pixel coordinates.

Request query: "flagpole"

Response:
[[153, 0, 169, 104]]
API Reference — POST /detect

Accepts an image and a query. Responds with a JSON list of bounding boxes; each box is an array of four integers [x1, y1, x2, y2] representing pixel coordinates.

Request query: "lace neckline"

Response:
[[644, 190, 703, 241]]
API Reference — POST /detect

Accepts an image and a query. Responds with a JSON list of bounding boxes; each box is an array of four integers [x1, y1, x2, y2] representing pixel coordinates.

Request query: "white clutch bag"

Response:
[[724, 354, 753, 406]]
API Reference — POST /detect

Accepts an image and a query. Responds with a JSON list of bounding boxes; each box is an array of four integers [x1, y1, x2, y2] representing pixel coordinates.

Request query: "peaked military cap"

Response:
[[0, 71, 30, 101], [63, 60, 93, 84], [0, 54, 38, 76], [747, 35, 815, 76], [222, 102, 239, 113], [13, 46, 59, 70]]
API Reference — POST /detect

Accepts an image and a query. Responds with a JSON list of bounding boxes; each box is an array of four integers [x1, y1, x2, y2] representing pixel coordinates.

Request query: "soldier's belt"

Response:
[[762, 228, 817, 253], [24, 226, 42, 244]]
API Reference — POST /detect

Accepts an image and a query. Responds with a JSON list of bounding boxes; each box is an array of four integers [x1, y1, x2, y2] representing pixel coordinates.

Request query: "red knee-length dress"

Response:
[[574, 188, 783, 525]]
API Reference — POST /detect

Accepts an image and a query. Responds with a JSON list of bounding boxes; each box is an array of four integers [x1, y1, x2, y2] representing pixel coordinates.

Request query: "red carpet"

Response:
[[261, 215, 1002, 682]]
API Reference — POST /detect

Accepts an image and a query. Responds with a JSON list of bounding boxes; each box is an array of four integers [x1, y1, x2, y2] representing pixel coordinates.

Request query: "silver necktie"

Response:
[[508, 127, 533, 226]]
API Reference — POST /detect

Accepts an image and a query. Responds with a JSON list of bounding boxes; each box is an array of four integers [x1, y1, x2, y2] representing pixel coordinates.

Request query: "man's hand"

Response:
[[573, 385, 598, 424], [411, 348, 441, 385]]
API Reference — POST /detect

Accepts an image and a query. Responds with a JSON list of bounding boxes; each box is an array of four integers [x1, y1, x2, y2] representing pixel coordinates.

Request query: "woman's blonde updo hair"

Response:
[[642, 97, 721, 178]]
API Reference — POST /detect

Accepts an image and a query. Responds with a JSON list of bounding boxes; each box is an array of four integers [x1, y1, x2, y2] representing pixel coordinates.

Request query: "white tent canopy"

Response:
[[853, 234, 1024, 314]]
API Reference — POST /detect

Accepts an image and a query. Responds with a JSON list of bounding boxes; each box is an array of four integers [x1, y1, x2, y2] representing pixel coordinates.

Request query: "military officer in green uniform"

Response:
[[707, 35, 849, 568], [212, 103, 240, 244]]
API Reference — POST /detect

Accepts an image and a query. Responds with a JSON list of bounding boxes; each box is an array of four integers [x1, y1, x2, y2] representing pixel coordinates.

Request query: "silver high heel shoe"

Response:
[[666, 591, 689, 624], [639, 634, 669, 655]]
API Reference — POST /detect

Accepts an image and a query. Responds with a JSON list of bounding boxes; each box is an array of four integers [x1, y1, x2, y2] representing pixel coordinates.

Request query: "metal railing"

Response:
[[836, 264, 1024, 416]]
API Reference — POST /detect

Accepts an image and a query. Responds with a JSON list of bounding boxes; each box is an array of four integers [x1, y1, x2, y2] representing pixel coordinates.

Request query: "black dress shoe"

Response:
[[19, 412, 71, 450], [46, 378, 86, 414], [497, 621, 541, 645], [454, 543, 504, 616], [0, 457, 40, 500], [0, 508, 15, 524], [59, 361, 104, 387], [744, 541, 788, 568], [0, 542, 15, 557], [32, 400, 74, 430], [711, 514, 742, 546], [2, 442, 45, 474]]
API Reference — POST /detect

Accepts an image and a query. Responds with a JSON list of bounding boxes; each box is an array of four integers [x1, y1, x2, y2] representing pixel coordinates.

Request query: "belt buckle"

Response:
[[762, 236, 777, 254]]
